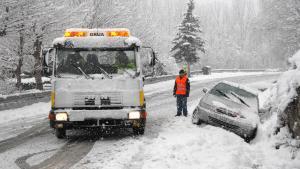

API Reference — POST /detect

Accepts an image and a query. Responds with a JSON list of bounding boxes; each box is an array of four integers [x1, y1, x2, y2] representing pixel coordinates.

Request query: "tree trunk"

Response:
[[15, 58, 23, 90], [285, 87, 300, 138], [15, 32, 24, 90], [33, 37, 43, 90], [187, 63, 191, 77]]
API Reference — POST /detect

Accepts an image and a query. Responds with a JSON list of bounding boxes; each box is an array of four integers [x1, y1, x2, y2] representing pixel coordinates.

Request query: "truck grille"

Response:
[[208, 116, 239, 130], [100, 92, 122, 105], [74, 92, 122, 107]]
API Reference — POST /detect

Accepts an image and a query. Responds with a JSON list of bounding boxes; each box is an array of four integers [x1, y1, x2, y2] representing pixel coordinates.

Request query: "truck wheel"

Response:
[[55, 128, 66, 139], [133, 127, 145, 135]]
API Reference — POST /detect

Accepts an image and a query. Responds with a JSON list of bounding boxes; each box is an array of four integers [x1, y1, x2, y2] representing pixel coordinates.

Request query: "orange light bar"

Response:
[[64, 31, 87, 37], [106, 31, 130, 37]]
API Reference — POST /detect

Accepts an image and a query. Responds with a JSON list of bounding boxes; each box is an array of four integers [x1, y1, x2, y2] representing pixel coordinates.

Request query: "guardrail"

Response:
[[212, 69, 274, 73], [145, 68, 281, 84], [0, 91, 51, 111], [145, 75, 177, 85], [0, 69, 281, 111]]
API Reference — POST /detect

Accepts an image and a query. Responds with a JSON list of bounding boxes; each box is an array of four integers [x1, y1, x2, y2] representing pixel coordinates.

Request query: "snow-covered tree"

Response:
[[0, 0, 89, 91], [170, 0, 205, 67], [254, 0, 300, 68]]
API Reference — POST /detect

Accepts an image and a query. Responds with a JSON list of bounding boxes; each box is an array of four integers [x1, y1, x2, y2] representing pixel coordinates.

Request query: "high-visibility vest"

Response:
[[175, 76, 187, 95]]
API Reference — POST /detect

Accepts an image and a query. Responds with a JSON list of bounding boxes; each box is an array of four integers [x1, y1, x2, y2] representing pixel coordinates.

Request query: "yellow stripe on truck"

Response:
[[139, 90, 144, 107], [51, 91, 55, 108]]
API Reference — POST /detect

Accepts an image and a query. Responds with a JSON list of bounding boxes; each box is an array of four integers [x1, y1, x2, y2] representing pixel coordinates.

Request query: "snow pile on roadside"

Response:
[[288, 50, 300, 69], [261, 51, 300, 122], [257, 50, 300, 156], [14, 77, 51, 84], [0, 89, 49, 99], [271, 69, 300, 112]]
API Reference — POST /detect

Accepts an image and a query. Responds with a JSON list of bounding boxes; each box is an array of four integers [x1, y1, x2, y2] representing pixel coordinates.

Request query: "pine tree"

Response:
[[171, 0, 205, 66]]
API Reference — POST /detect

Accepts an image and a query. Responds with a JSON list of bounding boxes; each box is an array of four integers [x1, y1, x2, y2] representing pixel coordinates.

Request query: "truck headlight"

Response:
[[56, 112, 68, 121], [129, 111, 141, 119]]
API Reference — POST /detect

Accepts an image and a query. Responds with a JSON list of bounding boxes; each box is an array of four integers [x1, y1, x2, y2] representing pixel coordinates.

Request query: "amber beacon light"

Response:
[[64, 31, 87, 37], [106, 31, 130, 37]]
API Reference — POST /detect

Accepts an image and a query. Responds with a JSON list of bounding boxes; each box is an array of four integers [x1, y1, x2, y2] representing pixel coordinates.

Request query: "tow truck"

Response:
[[42, 28, 156, 138]]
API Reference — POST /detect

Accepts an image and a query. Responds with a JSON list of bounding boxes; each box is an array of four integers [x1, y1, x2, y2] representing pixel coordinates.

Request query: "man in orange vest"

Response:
[[173, 69, 190, 117]]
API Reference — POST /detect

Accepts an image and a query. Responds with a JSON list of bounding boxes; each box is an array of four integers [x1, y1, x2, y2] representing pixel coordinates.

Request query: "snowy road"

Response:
[[1, 73, 299, 169]]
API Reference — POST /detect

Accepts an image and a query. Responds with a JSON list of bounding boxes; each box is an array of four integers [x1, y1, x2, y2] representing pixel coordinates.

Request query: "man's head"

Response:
[[179, 69, 185, 77]]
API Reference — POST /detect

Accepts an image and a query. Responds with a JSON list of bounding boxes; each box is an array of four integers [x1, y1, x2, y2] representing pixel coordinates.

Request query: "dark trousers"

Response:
[[176, 95, 187, 116]]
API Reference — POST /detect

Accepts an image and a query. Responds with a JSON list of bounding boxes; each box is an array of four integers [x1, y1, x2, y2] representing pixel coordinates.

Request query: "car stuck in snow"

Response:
[[192, 81, 259, 142]]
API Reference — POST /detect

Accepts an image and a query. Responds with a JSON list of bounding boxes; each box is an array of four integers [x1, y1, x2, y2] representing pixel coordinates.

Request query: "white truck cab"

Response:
[[43, 28, 156, 138]]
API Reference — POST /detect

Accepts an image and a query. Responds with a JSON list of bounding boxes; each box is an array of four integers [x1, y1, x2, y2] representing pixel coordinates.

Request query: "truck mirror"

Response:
[[42, 48, 54, 76], [140, 46, 157, 77], [149, 51, 156, 67], [42, 48, 54, 67]]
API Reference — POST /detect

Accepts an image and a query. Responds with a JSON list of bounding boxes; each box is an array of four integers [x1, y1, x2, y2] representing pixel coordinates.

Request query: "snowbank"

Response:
[[8, 77, 51, 84], [288, 50, 300, 70], [262, 50, 300, 119], [258, 50, 300, 152], [272, 70, 300, 112], [0, 89, 48, 99]]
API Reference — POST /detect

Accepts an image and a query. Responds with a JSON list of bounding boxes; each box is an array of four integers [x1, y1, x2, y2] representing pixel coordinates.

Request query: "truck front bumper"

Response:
[[50, 108, 146, 129], [54, 119, 145, 130]]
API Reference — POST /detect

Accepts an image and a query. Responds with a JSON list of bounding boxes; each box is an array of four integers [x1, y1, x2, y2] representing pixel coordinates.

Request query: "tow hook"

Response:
[[132, 120, 141, 127]]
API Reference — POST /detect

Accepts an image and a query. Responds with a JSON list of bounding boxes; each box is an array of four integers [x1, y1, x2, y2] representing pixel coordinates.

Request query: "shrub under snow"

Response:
[[260, 50, 300, 149]]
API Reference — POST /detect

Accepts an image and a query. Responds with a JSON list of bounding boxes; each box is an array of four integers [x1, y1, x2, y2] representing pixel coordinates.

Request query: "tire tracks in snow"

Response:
[[15, 130, 134, 169], [15, 137, 95, 169], [0, 119, 50, 154]]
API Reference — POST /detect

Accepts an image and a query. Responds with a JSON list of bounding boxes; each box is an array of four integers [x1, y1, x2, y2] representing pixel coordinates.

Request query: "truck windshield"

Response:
[[55, 48, 137, 79]]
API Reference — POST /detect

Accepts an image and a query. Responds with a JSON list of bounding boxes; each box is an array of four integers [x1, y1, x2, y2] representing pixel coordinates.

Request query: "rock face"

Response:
[[285, 87, 300, 138]]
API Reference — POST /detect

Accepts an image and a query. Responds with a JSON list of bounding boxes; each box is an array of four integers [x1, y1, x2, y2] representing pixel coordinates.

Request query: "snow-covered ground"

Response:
[[0, 102, 50, 142], [2, 71, 299, 169], [72, 90, 300, 169]]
